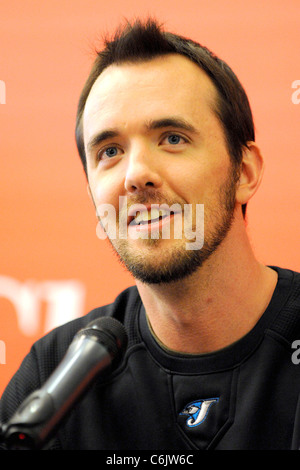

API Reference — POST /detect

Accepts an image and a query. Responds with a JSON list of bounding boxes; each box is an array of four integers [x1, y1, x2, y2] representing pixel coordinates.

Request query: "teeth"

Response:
[[134, 208, 170, 225]]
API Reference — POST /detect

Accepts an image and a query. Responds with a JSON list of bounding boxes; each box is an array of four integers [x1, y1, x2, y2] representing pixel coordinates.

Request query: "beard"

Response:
[[104, 166, 239, 285]]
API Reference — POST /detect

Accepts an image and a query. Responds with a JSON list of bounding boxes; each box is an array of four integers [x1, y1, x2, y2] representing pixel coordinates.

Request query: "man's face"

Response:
[[83, 54, 239, 284]]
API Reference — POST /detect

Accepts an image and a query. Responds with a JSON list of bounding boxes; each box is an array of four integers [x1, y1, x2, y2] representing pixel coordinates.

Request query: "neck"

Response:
[[136, 218, 278, 354]]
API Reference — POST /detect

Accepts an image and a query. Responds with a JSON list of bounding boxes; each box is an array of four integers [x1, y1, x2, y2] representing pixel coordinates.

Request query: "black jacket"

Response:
[[1, 267, 300, 450]]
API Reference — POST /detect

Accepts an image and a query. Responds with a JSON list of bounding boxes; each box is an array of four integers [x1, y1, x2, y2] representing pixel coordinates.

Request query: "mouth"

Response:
[[127, 204, 180, 235], [129, 206, 174, 226]]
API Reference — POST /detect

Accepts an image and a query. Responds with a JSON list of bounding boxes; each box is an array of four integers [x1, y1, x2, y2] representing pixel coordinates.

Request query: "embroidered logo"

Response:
[[180, 398, 219, 428]]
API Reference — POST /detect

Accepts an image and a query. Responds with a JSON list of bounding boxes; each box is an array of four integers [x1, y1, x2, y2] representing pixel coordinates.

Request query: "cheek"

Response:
[[176, 167, 228, 207], [169, 164, 207, 202], [89, 173, 122, 212]]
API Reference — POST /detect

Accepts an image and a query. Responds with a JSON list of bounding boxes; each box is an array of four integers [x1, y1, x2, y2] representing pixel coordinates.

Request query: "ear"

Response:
[[235, 142, 264, 205]]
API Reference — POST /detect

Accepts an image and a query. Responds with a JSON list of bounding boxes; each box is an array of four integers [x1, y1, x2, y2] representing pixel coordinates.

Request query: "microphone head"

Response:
[[76, 316, 128, 365]]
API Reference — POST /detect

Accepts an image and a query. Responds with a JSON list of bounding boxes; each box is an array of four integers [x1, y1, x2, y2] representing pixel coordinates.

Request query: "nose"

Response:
[[124, 144, 163, 194]]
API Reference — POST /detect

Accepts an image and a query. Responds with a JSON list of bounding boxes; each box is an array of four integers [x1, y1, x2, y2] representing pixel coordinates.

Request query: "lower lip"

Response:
[[128, 213, 179, 237]]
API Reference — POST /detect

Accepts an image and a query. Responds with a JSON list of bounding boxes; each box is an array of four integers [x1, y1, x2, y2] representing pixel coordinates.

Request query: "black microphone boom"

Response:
[[0, 316, 128, 450]]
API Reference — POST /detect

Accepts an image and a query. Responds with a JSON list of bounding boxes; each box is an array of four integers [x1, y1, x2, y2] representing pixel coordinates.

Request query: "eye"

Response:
[[167, 134, 182, 144], [161, 133, 188, 146], [97, 145, 122, 161]]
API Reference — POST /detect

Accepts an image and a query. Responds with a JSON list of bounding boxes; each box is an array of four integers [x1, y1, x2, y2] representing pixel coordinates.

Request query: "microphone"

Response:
[[0, 316, 128, 450]]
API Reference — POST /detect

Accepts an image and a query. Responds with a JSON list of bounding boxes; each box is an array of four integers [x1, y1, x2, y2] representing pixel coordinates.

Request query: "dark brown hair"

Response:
[[75, 19, 255, 217]]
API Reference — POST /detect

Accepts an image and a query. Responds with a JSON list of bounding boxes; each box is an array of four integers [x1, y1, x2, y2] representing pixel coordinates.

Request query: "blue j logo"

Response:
[[180, 398, 219, 428]]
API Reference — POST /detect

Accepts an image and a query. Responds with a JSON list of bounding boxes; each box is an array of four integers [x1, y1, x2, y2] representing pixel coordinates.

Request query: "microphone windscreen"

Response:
[[75, 316, 128, 362]]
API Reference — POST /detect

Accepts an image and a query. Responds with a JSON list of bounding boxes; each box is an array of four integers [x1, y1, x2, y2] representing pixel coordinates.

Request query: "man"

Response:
[[0, 19, 300, 450]]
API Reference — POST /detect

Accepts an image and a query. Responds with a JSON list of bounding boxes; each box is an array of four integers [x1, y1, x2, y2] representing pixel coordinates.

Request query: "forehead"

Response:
[[83, 54, 219, 140]]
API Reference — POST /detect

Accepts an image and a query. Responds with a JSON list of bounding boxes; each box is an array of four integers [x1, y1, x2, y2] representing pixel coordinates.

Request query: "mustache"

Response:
[[120, 191, 187, 213]]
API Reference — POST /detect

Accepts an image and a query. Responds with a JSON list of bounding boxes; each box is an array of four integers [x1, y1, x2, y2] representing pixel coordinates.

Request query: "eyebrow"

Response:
[[86, 116, 199, 154], [86, 130, 120, 154], [145, 117, 199, 135]]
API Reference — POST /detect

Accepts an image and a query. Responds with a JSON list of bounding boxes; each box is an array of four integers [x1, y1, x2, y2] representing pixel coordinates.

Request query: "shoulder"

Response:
[[0, 286, 141, 419], [270, 266, 300, 299], [268, 266, 300, 341], [33, 285, 141, 370], [0, 286, 141, 430]]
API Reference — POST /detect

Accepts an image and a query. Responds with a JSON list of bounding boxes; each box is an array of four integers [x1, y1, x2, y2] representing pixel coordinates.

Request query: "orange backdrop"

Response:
[[0, 0, 299, 395]]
